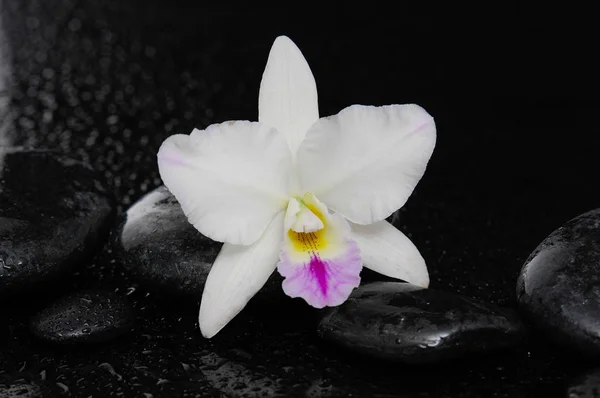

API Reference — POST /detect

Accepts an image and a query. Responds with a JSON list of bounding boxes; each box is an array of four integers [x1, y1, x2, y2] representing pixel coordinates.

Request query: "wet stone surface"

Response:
[[517, 208, 600, 355], [318, 282, 526, 363], [112, 185, 221, 298], [0, 150, 114, 297], [113, 185, 286, 300], [29, 290, 134, 343], [0, 383, 42, 398]]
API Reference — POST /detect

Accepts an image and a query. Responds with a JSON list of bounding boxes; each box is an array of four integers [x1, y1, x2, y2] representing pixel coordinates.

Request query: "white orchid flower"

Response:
[[157, 36, 436, 338]]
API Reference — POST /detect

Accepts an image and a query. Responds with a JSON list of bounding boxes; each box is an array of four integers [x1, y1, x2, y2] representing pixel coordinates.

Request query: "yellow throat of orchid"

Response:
[[286, 193, 330, 253]]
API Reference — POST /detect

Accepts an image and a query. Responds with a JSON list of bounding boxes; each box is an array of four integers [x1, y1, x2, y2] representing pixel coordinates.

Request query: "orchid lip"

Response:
[[278, 193, 362, 308]]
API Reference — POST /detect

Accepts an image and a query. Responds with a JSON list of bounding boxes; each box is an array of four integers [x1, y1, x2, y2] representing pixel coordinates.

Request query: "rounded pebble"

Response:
[[113, 185, 221, 298], [517, 208, 600, 355], [318, 282, 525, 363], [0, 150, 114, 296]]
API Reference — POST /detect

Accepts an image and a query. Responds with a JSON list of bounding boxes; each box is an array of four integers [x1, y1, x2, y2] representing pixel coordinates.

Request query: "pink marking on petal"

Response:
[[158, 152, 190, 168], [278, 239, 362, 308], [310, 255, 329, 297]]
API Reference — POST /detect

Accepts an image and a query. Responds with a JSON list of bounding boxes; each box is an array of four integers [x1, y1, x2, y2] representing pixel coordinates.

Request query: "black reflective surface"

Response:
[[518, 209, 600, 355], [1, 2, 600, 397], [114, 185, 220, 298], [318, 282, 525, 363], [0, 151, 114, 296]]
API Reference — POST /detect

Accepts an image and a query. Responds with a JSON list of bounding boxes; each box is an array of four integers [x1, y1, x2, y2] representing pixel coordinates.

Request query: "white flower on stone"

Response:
[[157, 36, 436, 338]]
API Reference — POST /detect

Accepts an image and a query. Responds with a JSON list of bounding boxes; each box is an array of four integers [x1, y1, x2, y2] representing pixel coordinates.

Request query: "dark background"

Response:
[[1, 2, 600, 397]]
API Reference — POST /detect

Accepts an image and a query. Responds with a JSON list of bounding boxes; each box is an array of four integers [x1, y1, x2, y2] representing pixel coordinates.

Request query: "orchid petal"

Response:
[[157, 121, 292, 245], [297, 104, 436, 224], [259, 36, 319, 156], [199, 212, 284, 338], [350, 220, 429, 288]]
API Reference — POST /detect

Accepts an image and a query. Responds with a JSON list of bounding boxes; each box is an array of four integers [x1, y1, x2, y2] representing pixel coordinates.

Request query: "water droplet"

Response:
[[56, 382, 69, 393]]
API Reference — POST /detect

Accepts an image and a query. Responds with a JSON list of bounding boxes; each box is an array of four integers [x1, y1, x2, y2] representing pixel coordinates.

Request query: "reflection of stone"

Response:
[[318, 282, 525, 363], [0, 151, 114, 296], [517, 208, 600, 355]]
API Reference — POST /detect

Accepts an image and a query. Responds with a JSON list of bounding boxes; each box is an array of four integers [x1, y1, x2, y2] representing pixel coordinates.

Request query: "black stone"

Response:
[[318, 282, 525, 363], [113, 185, 222, 298], [517, 208, 600, 355], [29, 290, 134, 343], [0, 150, 114, 297], [113, 185, 286, 300]]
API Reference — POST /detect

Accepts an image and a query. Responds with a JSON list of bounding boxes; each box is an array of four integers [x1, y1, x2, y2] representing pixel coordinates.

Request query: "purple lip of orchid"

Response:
[[278, 194, 362, 309], [278, 239, 362, 309], [157, 35, 436, 338]]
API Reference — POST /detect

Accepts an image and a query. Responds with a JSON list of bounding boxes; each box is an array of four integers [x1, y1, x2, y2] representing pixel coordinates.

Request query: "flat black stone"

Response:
[[0, 150, 114, 297], [29, 290, 134, 344], [318, 282, 525, 363], [517, 208, 600, 355], [112, 185, 222, 298]]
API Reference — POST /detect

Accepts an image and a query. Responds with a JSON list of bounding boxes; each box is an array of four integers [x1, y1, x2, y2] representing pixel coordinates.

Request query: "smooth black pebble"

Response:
[[29, 290, 134, 343], [318, 282, 525, 363], [517, 208, 600, 355], [113, 185, 286, 300], [0, 150, 114, 296], [112, 185, 222, 298]]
